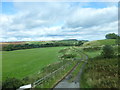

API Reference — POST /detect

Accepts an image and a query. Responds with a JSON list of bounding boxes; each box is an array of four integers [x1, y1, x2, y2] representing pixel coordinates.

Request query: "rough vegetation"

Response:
[[80, 58, 118, 88], [80, 34, 119, 88]]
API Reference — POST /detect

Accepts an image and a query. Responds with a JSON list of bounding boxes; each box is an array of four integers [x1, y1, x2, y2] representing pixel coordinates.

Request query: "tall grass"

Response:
[[80, 58, 118, 88]]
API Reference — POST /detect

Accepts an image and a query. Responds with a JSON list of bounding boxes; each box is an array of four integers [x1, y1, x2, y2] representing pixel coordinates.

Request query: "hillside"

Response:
[[82, 39, 116, 47], [80, 38, 118, 88]]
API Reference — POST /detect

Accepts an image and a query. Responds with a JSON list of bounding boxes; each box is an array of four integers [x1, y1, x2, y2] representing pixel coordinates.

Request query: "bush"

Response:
[[101, 45, 115, 58], [2, 78, 24, 90], [60, 53, 76, 59]]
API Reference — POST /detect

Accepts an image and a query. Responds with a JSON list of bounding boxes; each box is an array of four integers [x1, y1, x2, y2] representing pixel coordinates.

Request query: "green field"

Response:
[[83, 50, 101, 58], [76, 47, 101, 58], [2, 47, 66, 80], [83, 39, 116, 46]]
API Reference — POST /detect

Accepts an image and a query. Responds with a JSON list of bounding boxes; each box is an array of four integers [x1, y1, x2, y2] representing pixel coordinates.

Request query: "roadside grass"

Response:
[[27, 60, 69, 84], [80, 58, 118, 88], [36, 61, 77, 88], [2, 47, 66, 81], [68, 61, 84, 83]]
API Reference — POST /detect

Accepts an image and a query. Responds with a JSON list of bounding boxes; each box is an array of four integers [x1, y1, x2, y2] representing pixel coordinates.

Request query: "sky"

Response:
[[0, 2, 118, 41]]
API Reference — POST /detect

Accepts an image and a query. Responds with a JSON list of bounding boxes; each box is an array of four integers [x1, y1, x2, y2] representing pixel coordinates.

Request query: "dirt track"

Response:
[[54, 54, 88, 89]]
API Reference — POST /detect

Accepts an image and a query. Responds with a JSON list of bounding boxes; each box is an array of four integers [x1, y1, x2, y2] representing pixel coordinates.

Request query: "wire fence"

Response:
[[32, 60, 74, 88]]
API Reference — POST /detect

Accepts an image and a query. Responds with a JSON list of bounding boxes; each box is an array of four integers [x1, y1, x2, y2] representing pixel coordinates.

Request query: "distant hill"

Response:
[[60, 39, 78, 41], [83, 39, 116, 47]]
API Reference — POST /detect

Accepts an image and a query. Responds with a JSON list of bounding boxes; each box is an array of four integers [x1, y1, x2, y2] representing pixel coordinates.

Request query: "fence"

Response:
[[32, 60, 75, 88]]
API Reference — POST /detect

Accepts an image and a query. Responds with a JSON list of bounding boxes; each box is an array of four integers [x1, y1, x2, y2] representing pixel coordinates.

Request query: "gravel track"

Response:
[[53, 52, 88, 89]]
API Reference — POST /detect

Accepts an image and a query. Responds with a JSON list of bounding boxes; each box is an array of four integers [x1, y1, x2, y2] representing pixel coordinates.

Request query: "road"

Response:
[[53, 54, 88, 89]]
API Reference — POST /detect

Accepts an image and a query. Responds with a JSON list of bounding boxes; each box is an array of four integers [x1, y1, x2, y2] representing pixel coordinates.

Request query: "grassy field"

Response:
[[75, 47, 101, 58], [83, 39, 116, 47], [83, 50, 101, 58], [2, 47, 66, 80]]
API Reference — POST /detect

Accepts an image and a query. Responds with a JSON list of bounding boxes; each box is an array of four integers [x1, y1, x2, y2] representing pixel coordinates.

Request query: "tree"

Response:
[[77, 41, 83, 46], [105, 33, 118, 39], [2, 44, 14, 51], [101, 45, 114, 58]]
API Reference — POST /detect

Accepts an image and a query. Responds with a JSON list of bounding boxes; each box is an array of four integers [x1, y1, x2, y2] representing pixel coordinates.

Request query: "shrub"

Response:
[[101, 45, 115, 58], [2, 78, 24, 90], [60, 53, 76, 59]]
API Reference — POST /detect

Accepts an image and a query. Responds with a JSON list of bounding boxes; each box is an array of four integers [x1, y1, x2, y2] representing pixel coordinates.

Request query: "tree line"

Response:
[[2, 33, 119, 51], [2, 40, 84, 51]]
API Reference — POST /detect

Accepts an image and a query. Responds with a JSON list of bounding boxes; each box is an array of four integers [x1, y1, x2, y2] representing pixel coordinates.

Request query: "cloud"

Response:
[[64, 6, 117, 28], [0, 2, 118, 41]]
